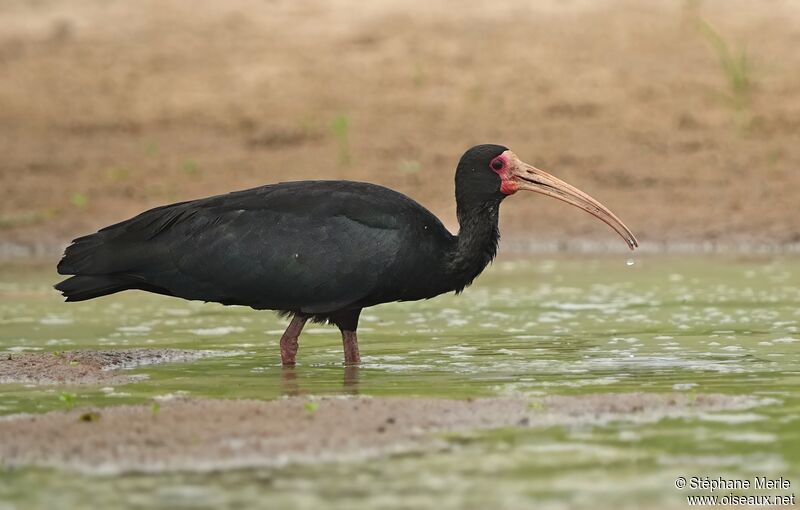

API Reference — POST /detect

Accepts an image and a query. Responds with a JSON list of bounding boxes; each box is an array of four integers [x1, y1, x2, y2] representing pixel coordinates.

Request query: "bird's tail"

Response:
[[56, 232, 108, 275], [54, 275, 132, 302], [55, 232, 131, 301]]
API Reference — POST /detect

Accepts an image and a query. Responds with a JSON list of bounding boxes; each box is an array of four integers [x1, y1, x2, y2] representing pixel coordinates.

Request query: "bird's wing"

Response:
[[58, 181, 442, 313]]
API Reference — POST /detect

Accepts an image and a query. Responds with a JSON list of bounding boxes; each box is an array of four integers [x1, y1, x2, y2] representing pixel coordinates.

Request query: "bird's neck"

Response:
[[446, 201, 501, 291]]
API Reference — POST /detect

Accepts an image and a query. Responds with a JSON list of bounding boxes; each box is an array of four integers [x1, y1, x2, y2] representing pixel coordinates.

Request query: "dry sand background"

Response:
[[1, 0, 799, 253]]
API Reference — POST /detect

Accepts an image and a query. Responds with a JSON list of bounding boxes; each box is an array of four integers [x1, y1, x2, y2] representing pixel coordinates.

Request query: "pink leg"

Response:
[[280, 315, 307, 366], [342, 330, 360, 364]]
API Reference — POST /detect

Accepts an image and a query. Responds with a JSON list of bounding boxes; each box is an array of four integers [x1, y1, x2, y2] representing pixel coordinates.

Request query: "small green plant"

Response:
[[106, 166, 130, 182], [412, 61, 426, 88], [766, 148, 782, 167], [331, 114, 351, 166], [146, 141, 160, 157], [398, 160, 421, 175], [70, 193, 89, 209], [528, 400, 546, 411], [304, 401, 319, 414], [151, 402, 161, 415], [0, 210, 54, 230], [694, 17, 751, 114], [59, 392, 77, 410], [182, 160, 200, 176]]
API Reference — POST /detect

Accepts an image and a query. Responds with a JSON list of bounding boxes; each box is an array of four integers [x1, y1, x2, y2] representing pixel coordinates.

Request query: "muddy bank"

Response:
[[0, 393, 765, 474], [0, 349, 237, 385]]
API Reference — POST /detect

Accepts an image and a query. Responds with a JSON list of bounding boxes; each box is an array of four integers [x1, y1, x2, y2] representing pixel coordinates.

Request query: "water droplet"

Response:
[[626, 259, 635, 267]]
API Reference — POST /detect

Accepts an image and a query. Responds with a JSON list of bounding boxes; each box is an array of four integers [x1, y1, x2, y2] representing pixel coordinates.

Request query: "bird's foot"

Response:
[[342, 330, 360, 364], [279, 314, 307, 366], [280, 337, 298, 365]]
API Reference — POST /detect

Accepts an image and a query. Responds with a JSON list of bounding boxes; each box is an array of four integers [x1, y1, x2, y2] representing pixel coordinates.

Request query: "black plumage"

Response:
[[56, 144, 637, 364]]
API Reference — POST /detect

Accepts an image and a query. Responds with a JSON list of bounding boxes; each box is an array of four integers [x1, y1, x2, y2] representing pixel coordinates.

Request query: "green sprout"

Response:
[[694, 17, 752, 115], [412, 61, 426, 88], [398, 160, 421, 175], [146, 141, 160, 157], [331, 114, 351, 166], [528, 400, 546, 411], [106, 166, 130, 182], [70, 193, 89, 209], [0, 210, 54, 230], [59, 392, 77, 410], [304, 401, 319, 414], [182, 160, 200, 176]]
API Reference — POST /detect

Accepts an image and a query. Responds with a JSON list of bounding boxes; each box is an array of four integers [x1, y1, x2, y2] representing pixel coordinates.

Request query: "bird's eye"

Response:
[[491, 159, 504, 171]]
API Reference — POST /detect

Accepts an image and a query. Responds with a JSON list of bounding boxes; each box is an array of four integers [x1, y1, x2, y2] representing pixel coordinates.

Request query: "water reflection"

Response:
[[280, 366, 301, 396], [280, 365, 360, 396], [343, 365, 360, 395]]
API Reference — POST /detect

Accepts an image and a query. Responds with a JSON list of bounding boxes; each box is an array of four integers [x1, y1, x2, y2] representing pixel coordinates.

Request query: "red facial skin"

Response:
[[490, 154, 519, 195]]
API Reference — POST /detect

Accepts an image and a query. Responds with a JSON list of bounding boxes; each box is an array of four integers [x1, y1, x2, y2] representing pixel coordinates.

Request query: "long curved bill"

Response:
[[505, 151, 639, 250]]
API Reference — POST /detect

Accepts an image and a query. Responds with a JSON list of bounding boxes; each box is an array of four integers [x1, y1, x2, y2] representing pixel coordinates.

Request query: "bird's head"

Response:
[[455, 144, 638, 250]]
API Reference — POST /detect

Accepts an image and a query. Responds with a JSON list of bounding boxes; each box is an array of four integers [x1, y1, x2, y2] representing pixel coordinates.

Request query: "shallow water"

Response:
[[1, 256, 799, 509]]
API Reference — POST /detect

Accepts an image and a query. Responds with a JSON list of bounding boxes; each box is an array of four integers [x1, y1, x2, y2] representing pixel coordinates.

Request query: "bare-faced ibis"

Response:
[[56, 145, 637, 365]]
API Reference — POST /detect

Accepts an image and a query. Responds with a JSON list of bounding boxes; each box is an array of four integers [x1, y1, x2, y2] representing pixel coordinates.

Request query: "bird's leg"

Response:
[[331, 309, 362, 365], [280, 314, 307, 366]]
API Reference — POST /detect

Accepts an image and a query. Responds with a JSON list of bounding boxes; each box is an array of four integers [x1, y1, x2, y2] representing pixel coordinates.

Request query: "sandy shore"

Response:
[[0, 393, 765, 474]]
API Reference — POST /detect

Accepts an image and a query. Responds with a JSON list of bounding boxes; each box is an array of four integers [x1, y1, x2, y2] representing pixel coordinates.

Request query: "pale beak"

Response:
[[507, 154, 639, 250]]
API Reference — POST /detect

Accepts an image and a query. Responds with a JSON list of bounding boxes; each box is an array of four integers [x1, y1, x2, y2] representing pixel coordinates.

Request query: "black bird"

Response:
[[56, 145, 637, 365]]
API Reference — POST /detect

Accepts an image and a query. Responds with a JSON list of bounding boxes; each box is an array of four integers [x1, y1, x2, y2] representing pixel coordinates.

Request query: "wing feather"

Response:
[[57, 181, 451, 312]]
